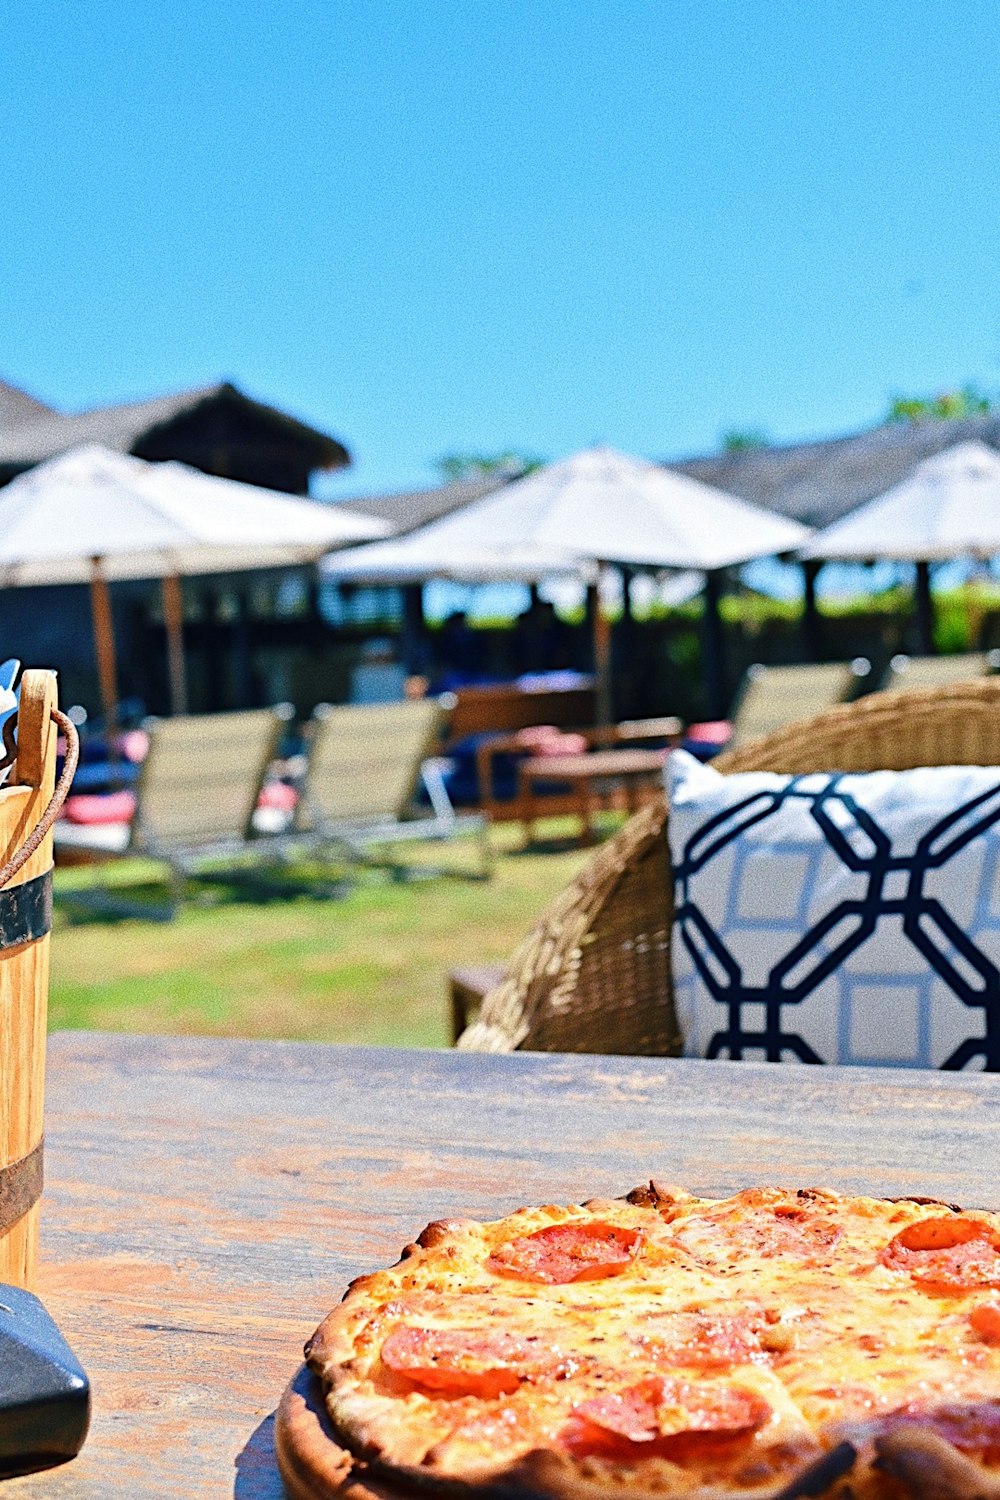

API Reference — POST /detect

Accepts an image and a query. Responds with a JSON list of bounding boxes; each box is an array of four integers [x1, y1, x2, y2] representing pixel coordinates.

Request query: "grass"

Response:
[[48, 823, 600, 1049]]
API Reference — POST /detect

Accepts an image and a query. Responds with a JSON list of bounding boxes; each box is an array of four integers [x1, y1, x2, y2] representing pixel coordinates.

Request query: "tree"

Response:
[[885, 384, 993, 423], [720, 428, 770, 453], [435, 451, 545, 483]]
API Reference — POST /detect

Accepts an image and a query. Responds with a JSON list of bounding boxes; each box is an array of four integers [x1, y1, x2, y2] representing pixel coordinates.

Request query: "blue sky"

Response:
[[4, 2, 1000, 500]]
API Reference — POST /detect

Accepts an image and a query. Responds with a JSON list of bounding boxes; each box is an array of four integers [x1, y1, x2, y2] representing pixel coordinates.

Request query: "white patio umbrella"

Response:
[[0, 444, 390, 721], [324, 445, 811, 718], [319, 536, 590, 586], [801, 441, 1000, 652], [802, 441, 1000, 561]]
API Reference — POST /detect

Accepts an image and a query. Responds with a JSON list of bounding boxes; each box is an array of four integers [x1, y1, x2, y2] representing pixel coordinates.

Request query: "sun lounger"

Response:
[[292, 698, 491, 879], [54, 703, 293, 914], [880, 650, 1000, 690], [724, 659, 871, 747]]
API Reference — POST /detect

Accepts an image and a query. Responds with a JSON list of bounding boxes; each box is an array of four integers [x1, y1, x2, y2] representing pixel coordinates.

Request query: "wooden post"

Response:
[[914, 560, 935, 654], [700, 569, 728, 719], [401, 585, 427, 675], [801, 560, 822, 660], [592, 563, 613, 725], [89, 556, 119, 733], [0, 669, 57, 1287], [162, 573, 189, 715]]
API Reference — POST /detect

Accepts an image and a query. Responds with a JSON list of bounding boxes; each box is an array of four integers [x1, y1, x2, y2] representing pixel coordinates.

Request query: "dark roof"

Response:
[[0, 380, 349, 471], [0, 379, 55, 431], [672, 414, 1000, 529], [336, 470, 516, 535]]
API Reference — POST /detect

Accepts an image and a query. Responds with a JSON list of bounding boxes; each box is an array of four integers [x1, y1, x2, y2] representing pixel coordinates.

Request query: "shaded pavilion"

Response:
[[0, 444, 387, 724], [325, 446, 810, 720], [801, 441, 1000, 653]]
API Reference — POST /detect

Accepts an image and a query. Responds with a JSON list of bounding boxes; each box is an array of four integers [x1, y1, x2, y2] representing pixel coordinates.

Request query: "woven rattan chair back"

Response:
[[134, 705, 291, 851], [457, 679, 1000, 1056], [727, 661, 866, 747], [298, 698, 445, 830]]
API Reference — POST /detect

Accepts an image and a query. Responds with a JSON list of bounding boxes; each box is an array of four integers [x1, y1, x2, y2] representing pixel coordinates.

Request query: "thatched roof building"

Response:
[[0, 379, 350, 494], [674, 414, 1000, 530], [337, 470, 514, 536]]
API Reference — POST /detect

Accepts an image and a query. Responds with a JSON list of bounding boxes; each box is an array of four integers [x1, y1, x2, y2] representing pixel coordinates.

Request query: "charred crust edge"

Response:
[[885, 1195, 965, 1213], [624, 1181, 692, 1209], [875, 1425, 1000, 1499]]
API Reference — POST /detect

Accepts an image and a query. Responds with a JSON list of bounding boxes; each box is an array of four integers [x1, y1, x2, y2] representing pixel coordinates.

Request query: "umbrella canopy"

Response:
[[0, 443, 389, 585], [324, 445, 810, 581], [801, 441, 1000, 562], [320, 536, 590, 586], [0, 444, 389, 719], [323, 445, 812, 720]]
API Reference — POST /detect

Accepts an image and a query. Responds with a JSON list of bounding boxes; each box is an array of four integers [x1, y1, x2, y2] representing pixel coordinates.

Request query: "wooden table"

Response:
[[15, 1032, 1000, 1497], [517, 746, 667, 844]]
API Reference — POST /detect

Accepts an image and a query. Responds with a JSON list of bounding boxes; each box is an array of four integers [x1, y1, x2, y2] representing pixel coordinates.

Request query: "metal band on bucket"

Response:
[[0, 869, 52, 950], [0, 1140, 43, 1233]]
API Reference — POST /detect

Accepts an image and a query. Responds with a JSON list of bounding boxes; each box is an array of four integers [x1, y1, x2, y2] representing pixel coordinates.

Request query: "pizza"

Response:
[[281, 1183, 1000, 1500]]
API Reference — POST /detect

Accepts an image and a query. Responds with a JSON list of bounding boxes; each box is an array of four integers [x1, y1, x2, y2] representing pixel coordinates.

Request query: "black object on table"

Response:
[[0, 1286, 89, 1478]]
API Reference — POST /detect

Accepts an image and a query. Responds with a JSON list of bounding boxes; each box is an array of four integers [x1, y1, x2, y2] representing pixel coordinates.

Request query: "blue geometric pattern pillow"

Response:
[[666, 749, 1000, 1070]]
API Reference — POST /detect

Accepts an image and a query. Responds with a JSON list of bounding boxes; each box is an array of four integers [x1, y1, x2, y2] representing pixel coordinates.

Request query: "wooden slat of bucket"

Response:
[[0, 670, 57, 1287]]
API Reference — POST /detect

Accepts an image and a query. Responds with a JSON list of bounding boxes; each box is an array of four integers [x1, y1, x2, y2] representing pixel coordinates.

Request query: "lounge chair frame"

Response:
[[292, 699, 492, 880], [55, 703, 294, 918]]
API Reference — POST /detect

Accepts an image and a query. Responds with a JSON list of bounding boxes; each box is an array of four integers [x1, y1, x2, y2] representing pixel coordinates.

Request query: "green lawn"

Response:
[[48, 824, 599, 1048]]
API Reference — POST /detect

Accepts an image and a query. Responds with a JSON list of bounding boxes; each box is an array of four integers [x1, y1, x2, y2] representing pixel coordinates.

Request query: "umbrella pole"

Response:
[[700, 569, 728, 720], [592, 563, 613, 725], [914, 561, 935, 654], [162, 574, 189, 715], [89, 557, 119, 737], [801, 560, 822, 660]]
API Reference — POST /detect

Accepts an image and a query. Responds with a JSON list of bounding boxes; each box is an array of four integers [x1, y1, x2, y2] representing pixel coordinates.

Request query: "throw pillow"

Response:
[[666, 749, 1000, 1070]]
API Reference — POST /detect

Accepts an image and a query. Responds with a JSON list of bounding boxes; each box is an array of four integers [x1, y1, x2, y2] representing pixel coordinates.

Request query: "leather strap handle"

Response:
[[0, 707, 79, 891], [0, 1141, 43, 1234]]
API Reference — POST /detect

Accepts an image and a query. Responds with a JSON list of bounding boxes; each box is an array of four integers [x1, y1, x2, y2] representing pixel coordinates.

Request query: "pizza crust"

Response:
[[286, 1186, 1000, 1500]]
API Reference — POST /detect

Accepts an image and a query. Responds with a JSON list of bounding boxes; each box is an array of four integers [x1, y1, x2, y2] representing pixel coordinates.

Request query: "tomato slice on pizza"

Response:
[[486, 1221, 640, 1283], [564, 1375, 771, 1459], [881, 1217, 1000, 1292]]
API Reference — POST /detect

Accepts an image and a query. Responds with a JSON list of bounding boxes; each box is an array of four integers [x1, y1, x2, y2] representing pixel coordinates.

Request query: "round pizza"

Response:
[[279, 1183, 1000, 1500]]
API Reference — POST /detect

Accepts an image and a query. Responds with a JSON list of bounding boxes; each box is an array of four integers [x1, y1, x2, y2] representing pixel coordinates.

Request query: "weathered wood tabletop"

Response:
[[12, 1031, 1000, 1498]]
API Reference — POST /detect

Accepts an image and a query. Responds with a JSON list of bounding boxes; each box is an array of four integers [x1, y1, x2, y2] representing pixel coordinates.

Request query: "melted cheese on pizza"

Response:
[[306, 1186, 1000, 1499]]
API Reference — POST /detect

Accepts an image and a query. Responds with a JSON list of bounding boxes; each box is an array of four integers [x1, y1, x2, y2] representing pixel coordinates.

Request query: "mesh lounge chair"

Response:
[[54, 703, 293, 914], [455, 678, 1000, 1054], [881, 650, 1000, 691], [292, 698, 491, 879], [724, 659, 870, 748]]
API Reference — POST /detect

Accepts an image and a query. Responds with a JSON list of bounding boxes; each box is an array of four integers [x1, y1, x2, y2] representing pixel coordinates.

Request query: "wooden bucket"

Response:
[[0, 671, 69, 1287]]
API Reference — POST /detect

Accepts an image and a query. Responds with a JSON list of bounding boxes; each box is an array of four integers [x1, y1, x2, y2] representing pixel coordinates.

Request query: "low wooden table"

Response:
[[16, 1032, 1000, 1496], [517, 746, 667, 844]]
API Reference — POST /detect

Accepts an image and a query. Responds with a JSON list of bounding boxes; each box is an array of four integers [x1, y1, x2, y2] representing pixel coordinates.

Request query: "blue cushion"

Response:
[[667, 749, 1000, 1070]]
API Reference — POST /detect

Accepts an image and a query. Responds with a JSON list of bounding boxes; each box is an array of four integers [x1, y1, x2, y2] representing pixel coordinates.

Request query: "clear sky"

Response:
[[4, 2, 999, 501]]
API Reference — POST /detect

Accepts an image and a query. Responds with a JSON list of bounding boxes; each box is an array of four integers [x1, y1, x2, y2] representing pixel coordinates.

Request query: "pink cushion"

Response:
[[531, 732, 589, 756], [117, 729, 150, 764], [685, 720, 733, 744], [514, 726, 590, 755], [257, 781, 297, 812], [62, 790, 137, 826]]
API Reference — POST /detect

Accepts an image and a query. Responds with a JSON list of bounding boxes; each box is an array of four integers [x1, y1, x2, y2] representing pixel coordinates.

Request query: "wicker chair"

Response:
[[456, 679, 1000, 1055]]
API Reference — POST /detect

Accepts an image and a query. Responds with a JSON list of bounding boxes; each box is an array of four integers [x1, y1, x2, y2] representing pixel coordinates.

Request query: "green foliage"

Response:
[[885, 383, 993, 423], [720, 428, 770, 453], [435, 451, 545, 483]]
